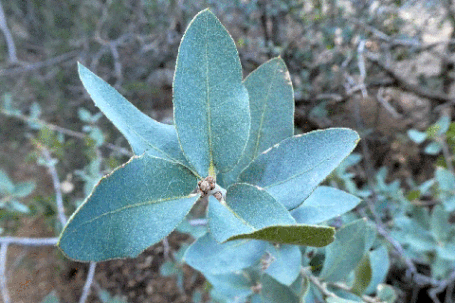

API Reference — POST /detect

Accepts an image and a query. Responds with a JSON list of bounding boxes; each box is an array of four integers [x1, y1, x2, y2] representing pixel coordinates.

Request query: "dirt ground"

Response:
[[4, 219, 206, 303]]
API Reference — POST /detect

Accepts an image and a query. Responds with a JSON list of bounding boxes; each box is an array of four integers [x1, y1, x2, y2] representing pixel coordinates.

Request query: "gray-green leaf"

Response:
[[218, 57, 294, 187], [173, 9, 250, 177], [291, 186, 361, 224], [264, 243, 302, 286], [78, 63, 186, 164], [239, 128, 359, 209], [227, 224, 335, 247], [319, 219, 368, 282], [184, 232, 266, 275], [58, 155, 199, 261]]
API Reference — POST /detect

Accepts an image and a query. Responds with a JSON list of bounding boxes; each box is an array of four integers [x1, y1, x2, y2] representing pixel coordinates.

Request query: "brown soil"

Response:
[[3, 221, 206, 303]]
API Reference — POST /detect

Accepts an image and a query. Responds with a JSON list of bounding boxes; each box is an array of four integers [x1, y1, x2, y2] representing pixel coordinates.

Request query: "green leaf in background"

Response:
[[239, 128, 359, 209], [430, 205, 451, 243], [205, 271, 253, 301], [377, 284, 397, 303], [351, 254, 372, 296], [78, 63, 187, 165], [258, 274, 300, 303], [436, 243, 455, 261], [264, 243, 301, 286], [13, 181, 35, 198], [218, 57, 294, 187], [407, 129, 427, 144], [184, 232, 266, 275], [58, 155, 199, 261], [320, 219, 368, 282], [291, 186, 361, 225], [9, 199, 30, 213], [0, 170, 14, 193], [173, 9, 250, 177], [365, 245, 390, 295], [435, 167, 455, 192], [424, 141, 442, 155], [227, 224, 335, 247], [98, 289, 129, 303], [40, 291, 59, 303]]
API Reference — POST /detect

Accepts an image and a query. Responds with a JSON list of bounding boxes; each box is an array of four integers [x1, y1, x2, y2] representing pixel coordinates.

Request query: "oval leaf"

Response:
[[78, 63, 186, 164], [208, 196, 254, 243], [319, 219, 368, 282], [264, 243, 302, 286], [239, 128, 359, 209], [291, 186, 361, 225], [227, 224, 335, 247], [365, 245, 390, 295], [58, 155, 199, 261], [184, 232, 266, 275], [351, 254, 372, 296], [226, 183, 296, 229], [218, 58, 294, 187], [173, 9, 250, 176], [260, 274, 300, 303]]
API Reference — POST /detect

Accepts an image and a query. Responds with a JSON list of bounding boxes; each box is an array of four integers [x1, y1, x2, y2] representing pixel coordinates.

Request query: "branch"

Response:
[[0, 237, 59, 246], [0, 244, 10, 303], [79, 262, 97, 303], [0, 0, 18, 64], [0, 51, 79, 77], [40, 147, 67, 227]]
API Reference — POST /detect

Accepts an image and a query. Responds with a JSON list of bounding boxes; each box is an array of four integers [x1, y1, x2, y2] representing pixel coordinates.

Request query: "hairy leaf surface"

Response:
[[78, 64, 186, 163], [319, 219, 368, 282], [239, 128, 359, 209], [218, 58, 294, 187], [291, 186, 361, 224], [227, 224, 335, 247], [173, 9, 250, 176], [184, 232, 266, 274], [264, 243, 301, 286], [58, 155, 198, 261]]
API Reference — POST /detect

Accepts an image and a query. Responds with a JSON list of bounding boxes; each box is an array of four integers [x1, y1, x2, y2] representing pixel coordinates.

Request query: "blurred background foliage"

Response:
[[1, 0, 455, 302]]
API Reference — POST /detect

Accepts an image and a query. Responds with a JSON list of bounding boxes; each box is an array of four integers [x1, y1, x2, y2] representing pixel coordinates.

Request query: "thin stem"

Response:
[[188, 218, 208, 226], [0, 0, 18, 63], [79, 262, 97, 303], [0, 244, 10, 303], [41, 147, 67, 227], [0, 237, 59, 246]]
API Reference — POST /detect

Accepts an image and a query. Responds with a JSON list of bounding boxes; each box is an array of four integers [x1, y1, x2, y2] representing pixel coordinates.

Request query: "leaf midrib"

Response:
[[61, 193, 198, 237], [253, 62, 280, 158]]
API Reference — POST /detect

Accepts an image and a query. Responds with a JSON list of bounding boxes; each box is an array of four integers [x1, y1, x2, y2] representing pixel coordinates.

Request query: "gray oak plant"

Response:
[[57, 9, 381, 303]]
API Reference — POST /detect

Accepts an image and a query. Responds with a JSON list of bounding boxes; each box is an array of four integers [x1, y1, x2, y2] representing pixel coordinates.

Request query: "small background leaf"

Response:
[[365, 245, 390, 295]]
